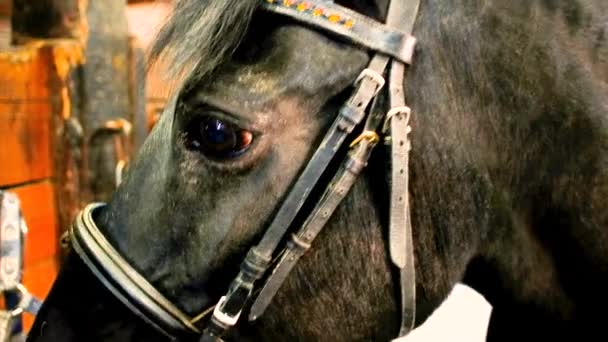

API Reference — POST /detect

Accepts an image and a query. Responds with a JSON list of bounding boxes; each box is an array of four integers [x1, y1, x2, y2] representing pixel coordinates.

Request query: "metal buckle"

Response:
[[101, 119, 132, 187], [115, 159, 128, 187], [212, 296, 242, 327], [355, 68, 385, 96], [382, 106, 411, 134], [103, 118, 133, 135], [350, 130, 380, 148]]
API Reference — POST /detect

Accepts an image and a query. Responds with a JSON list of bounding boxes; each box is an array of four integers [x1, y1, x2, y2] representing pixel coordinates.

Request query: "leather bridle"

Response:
[[69, 0, 421, 341]]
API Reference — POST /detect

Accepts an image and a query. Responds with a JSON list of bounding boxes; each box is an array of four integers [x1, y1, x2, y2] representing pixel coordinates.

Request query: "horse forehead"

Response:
[[191, 57, 357, 119], [188, 69, 303, 121], [181, 24, 368, 124]]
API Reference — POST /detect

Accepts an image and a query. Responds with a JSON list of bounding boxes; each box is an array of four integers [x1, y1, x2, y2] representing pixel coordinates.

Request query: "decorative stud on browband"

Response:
[[265, 0, 355, 29]]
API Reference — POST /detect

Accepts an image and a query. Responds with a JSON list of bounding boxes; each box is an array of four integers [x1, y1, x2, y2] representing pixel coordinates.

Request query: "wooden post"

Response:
[[0, 0, 10, 17], [11, 0, 88, 43], [128, 37, 149, 151], [82, 0, 133, 203], [13, 0, 146, 203]]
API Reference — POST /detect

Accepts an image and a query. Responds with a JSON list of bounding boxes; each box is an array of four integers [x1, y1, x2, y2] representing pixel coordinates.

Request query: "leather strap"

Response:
[[249, 92, 387, 321], [204, 53, 391, 339], [205, 0, 421, 340], [69, 203, 205, 339], [250, 0, 420, 335], [256, 53, 389, 259], [260, 0, 417, 64], [387, 61, 416, 335], [384, 0, 420, 335]]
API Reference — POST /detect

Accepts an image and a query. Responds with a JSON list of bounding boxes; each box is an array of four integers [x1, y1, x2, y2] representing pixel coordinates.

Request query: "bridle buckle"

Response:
[[350, 130, 380, 148], [211, 296, 242, 327], [355, 68, 386, 96], [382, 106, 411, 134]]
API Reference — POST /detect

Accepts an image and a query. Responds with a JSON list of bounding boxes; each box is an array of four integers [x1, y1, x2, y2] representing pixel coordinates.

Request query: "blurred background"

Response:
[[0, 0, 491, 339], [0, 0, 171, 333]]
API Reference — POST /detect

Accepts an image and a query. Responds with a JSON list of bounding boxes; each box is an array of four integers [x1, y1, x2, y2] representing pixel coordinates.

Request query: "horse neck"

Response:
[[414, 0, 608, 333]]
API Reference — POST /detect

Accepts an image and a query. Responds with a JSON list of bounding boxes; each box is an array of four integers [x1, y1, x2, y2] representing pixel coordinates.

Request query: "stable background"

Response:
[[0, 0, 491, 339]]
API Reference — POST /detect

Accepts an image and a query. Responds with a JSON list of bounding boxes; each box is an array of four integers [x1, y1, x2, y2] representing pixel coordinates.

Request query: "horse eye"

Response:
[[186, 116, 254, 160]]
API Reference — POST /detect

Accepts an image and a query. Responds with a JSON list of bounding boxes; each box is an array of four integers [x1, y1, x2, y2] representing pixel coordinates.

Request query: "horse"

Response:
[[27, 0, 608, 341]]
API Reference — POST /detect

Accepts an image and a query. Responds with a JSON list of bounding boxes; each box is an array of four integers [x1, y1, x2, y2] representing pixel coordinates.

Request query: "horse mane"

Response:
[[149, 0, 258, 82], [147, 0, 391, 85]]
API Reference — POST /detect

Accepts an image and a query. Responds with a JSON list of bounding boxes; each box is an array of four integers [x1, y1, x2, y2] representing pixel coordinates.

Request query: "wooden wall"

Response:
[[0, 40, 83, 329], [0, 0, 165, 331], [0, 0, 9, 16]]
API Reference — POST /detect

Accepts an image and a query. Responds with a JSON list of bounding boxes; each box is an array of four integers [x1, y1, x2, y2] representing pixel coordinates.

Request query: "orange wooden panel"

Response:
[[0, 17, 9, 49], [0, 101, 53, 186], [0, 41, 83, 101], [0, 45, 53, 101], [11, 181, 59, 266], [0, 2, 9, 17], [22, 257, 60, 332]]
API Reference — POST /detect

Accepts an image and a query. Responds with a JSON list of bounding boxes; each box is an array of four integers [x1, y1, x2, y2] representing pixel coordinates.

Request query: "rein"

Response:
[[69, 0, 421, 340]]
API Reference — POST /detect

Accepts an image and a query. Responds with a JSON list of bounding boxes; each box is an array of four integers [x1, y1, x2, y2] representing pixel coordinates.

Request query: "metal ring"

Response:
[[60, 230, 71, 249], [115, 159, 128, 187], [103, 118, 133, 136], [354, 68, 385, 96]]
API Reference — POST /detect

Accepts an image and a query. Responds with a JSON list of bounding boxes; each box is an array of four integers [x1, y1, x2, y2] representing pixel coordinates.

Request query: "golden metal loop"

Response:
[[349, 130, 380, 148], [103, 118, 133, 136]]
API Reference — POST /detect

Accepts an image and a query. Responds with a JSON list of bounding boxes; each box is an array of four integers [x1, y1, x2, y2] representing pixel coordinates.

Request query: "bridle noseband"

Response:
[[69, 0, 421, 341]]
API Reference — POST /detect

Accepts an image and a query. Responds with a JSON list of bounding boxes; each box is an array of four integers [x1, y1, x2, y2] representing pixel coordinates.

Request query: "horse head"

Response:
[[28, 0, 608, 341]]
